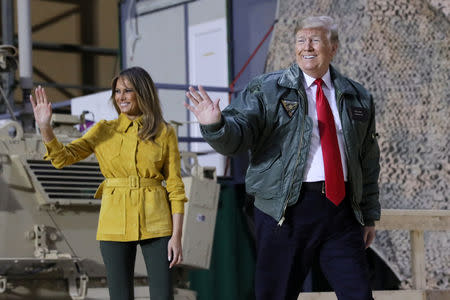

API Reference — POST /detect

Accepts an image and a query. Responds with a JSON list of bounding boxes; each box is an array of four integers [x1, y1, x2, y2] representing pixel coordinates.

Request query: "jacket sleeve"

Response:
[[43, 122, 101, 168], [359, 96, 381, 226], [162, 125, 188, 215], [200, 79, 266, 156]]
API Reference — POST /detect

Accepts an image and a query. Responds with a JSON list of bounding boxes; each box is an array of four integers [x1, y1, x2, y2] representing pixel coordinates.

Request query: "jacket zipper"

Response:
[[337, 91, 364, 226], [278, 91, 307, 226]]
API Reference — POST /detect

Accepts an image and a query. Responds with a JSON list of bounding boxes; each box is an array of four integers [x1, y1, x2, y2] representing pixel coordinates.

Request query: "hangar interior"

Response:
[[0, 0, 448, 299]]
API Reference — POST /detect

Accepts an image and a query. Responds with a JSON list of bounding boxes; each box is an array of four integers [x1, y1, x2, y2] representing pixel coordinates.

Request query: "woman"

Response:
[[30, 67, 187, 300]]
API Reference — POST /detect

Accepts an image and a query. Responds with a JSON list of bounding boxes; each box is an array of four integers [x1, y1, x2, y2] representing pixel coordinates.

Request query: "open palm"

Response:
[[184, 85, 222, 125], [30, 86, 52, 129]]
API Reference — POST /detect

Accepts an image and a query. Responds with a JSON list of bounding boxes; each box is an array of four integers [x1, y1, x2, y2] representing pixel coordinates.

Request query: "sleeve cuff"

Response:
[[171, 200, 186, 215], [43, 138, 63, 159], [200, 118, 224, 133], [364, 220, 375, 226]]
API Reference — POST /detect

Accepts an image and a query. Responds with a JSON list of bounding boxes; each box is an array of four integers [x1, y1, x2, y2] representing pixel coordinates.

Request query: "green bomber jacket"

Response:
[[201, 63, 381, 226]]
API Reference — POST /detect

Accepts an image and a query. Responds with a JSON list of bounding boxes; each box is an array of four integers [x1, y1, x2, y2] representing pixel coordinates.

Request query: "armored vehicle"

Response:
[[0, 117, 219, 300]]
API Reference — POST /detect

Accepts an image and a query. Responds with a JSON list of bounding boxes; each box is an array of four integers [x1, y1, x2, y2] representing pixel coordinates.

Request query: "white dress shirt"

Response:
[[302, 70, 348, 182]]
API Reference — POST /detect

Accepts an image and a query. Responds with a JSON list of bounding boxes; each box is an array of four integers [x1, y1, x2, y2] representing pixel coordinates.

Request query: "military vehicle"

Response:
[[0, 116, 220, 300]]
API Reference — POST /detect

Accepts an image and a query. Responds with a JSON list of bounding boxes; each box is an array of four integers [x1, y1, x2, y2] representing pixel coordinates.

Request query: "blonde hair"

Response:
[[111, 67, 166, 141], [294, 16, 339, 44]]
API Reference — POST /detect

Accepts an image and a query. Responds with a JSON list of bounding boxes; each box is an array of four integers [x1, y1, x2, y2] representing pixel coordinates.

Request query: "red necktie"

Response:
[[315, 78, 345, 205]]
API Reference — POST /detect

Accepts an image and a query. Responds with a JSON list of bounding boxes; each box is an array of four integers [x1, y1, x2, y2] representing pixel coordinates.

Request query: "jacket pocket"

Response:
[[138, 141, 163, 170], [141, 140, 163, 162], [246, 148, 283, 198], [144, 188, 172, 232], [98, 188, 125, 235], [96, 137, 123, 161]]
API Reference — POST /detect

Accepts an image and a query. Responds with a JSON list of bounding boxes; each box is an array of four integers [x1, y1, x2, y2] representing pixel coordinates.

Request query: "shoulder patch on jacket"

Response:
[[281, 99, 298, 117]]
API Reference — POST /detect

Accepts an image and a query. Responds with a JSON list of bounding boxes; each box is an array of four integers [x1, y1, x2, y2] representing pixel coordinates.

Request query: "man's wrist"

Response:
[[201, 117, 224, 133]]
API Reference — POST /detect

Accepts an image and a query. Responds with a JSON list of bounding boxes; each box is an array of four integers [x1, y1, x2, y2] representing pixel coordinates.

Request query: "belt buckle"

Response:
[[129, 175, 139, 189], [321, 181, 325, 194]]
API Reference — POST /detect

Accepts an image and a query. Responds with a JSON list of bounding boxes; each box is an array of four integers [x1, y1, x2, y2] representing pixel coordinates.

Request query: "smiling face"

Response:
[[114, 77, 142, 120], [295, 27, 338, 78]]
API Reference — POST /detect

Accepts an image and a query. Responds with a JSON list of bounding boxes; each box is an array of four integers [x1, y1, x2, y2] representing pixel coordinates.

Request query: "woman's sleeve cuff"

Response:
[[171, 200, 186, 215], [43, 138, 63, 159]]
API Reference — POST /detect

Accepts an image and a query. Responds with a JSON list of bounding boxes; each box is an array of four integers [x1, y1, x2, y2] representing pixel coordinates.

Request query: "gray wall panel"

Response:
[[188, 0, 226, 26], [126, 5, 186, 84]]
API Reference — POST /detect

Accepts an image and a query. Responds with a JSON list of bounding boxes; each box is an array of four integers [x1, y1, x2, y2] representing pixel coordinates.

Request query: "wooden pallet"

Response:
[[297, 209, 450, 300]]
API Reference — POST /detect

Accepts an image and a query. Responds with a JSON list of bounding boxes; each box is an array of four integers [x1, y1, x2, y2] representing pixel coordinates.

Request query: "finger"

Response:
[[36, 86, 48, 105], [184, 102, 202, 116], [168, 245, 172, 262], [172, 251, 182, 267], [185, 91, 199, 105], [184, 102, 196, 113], [185, 105, 203, 121], [366, 232, 375, 248], [213, 98, 221, 109], [198, 85, 213, 103], [29, 94, 36, 109], [363, 231, 368, 246], [173, 256, 181, 266], [364, 231, 373, 249], [35, 87, 42, 104], [40, 86, 49, 105], [169, 250, 177, 268], [38, 86, 43, 103], [188, 86, 204, 102]]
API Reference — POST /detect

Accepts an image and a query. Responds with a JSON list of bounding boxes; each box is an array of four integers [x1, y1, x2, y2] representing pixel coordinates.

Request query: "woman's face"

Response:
[[114, 77, 142, 120]]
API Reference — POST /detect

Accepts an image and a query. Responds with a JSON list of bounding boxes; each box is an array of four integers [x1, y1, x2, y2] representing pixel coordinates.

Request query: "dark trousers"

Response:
[[99, 236, 173, 300], [254, 186, 373, 300]]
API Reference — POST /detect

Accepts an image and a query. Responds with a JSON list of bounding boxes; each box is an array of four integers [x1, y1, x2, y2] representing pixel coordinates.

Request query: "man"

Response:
[[185, 15, 380, 300]]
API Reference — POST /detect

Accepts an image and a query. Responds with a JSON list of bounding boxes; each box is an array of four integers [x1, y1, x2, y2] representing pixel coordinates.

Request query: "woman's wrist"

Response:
[[171, 231, 182, 239], [171, 213, 184, 239], [39, 124, 52, 130], [39, 126, 56, 143]]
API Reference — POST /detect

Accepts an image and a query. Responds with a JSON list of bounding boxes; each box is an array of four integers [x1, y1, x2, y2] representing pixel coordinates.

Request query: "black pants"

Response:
[[254, 187, 373, 300], [99, 236, 173, 300]]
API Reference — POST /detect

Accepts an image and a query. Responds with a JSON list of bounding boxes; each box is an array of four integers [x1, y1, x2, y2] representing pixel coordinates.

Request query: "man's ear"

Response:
[[331, 42, 339, 57]]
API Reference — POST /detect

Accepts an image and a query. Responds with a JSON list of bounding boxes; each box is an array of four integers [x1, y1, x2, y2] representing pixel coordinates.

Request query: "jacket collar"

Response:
[[278, 63, 302, 90], [329, 66, 358, 97], [116, 113, 143, 133], [302, 69, 332, 90], [278, 63, 358, 96]]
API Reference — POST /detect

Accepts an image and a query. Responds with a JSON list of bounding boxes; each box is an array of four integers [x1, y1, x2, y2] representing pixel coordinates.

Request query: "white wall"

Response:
[[126, 5, 186, 84], [123, 0, 228, 172], [123, 0, 226, 116], [188, 0, 226, 26]]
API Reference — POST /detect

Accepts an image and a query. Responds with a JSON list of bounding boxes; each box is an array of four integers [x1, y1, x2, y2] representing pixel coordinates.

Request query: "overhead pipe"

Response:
[[1, 0, 15, 115], [17, 0, 33, 102], [1, 0, 14, 46]]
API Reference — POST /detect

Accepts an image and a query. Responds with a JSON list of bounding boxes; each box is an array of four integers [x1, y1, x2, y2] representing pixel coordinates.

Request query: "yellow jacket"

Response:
[[44, 113, 187, 241]]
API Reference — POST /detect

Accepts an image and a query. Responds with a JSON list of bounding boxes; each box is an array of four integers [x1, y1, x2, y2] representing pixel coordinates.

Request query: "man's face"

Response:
[[295, 27, 338, 78]]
